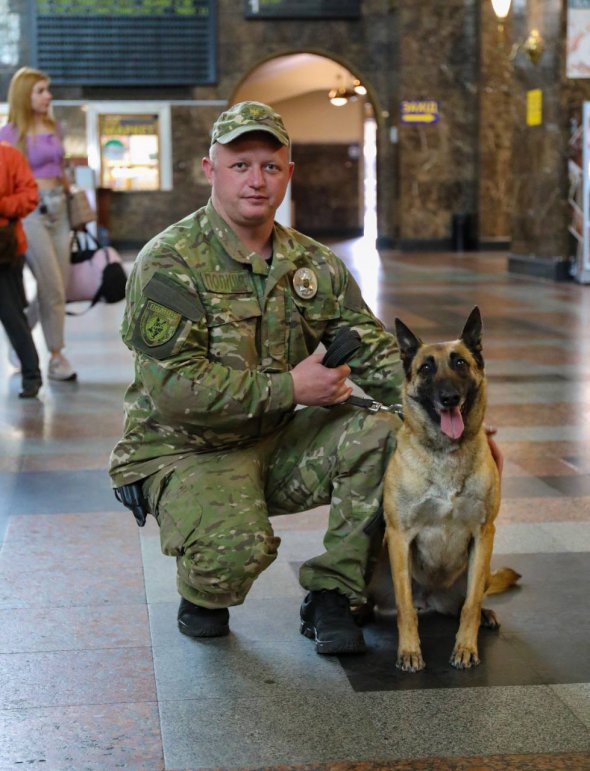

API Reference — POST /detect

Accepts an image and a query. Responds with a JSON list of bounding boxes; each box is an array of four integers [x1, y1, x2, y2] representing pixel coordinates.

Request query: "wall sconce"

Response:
[[491, 0, 545, 65], [522, 29, 545, 65], [510, 27, 546, 65]]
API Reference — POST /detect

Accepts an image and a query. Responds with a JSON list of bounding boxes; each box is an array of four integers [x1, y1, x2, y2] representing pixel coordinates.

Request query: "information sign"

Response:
[[400, 100, 440, 125], [35, 0, 216, 86], [244, 0, 360, 20]]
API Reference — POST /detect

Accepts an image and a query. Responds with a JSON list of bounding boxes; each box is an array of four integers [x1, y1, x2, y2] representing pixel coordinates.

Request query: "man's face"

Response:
[[202, 133, 294, 232]]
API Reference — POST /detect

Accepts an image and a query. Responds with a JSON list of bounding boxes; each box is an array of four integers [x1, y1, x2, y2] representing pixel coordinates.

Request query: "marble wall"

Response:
[[4, 0, 588, 275], [479, 3, 514, 241], [397, 0, 479, 244], [508, 0, 590, 277]]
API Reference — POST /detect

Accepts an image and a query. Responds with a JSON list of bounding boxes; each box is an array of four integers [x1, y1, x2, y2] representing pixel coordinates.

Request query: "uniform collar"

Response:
[[205, 200, 302, 277], [205, 200, 269, 275]]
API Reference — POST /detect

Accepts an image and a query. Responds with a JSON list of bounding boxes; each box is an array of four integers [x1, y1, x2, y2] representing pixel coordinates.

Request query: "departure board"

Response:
[[35, 1, 216, 86], [244, 0, 361, 19]]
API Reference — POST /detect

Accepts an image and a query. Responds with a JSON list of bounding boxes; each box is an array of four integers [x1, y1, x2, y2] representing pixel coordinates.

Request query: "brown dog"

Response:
[[380, 307, 519, 672]]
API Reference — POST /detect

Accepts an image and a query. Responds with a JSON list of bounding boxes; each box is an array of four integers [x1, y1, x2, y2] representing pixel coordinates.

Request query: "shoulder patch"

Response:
[[144, 272, 204, 321], [140, 300, 182, 347], [343, 274, 366, 313]]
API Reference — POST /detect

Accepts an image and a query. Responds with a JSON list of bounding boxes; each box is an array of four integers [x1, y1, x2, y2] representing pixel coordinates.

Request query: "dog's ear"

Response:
[[460, 306, 484, 369], [395, 318, 422, 376]]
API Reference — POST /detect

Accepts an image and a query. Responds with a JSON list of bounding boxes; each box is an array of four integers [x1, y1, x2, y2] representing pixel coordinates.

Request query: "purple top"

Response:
[[0, 122, 64, 178]]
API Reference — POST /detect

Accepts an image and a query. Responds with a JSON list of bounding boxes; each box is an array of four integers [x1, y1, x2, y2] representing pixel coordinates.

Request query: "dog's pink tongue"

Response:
[[440, 407, 464, 439]]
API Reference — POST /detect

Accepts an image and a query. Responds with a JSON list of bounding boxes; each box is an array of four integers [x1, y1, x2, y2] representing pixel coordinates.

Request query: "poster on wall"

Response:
[[99, 114, 160, 192], [567, 0, 590, 78]]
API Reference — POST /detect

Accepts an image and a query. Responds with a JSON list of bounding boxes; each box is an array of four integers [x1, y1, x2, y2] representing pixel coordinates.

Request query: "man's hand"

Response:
[[290, 352, 353, 407], [484, 424, 503, 476]]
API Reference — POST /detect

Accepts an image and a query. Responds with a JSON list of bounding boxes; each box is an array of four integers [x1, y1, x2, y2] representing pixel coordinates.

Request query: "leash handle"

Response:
[[322, 328, 362, 368], [321, 329, 403, 416]]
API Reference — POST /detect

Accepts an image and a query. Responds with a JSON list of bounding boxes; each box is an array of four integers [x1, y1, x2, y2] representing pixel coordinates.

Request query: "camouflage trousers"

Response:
[[143, 405, 400, 609]]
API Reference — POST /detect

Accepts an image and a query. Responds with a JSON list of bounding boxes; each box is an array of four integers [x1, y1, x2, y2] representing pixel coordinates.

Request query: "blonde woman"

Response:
[[0, 67, 76, 381]]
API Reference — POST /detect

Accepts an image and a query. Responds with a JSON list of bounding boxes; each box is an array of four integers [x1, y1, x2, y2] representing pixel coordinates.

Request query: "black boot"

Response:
[[300, 589, 366, 654], [177, 597, 229, 638]]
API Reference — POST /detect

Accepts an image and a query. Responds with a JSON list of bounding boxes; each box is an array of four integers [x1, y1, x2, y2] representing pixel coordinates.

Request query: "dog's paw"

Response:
[[480, 607, 500, 629], [396, 649, 425, 672], [450, 645, 480, 669]]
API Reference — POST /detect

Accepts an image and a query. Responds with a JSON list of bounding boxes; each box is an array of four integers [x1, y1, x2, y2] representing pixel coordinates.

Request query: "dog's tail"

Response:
[[485, 567, 521, 595]]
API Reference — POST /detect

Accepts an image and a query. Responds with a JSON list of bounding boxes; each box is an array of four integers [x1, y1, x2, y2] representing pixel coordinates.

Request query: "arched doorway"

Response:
[[231, 53, 376, 240]]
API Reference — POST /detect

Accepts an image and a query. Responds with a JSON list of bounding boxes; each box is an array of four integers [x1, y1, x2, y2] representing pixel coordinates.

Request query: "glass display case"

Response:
[[86, 102, 172, 192], [98, 113, 160, 191]]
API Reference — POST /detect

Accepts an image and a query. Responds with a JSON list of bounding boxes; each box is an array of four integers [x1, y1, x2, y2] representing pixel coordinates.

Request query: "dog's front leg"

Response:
[[386, 526, 424, 672], [451, 522, 495, 669]]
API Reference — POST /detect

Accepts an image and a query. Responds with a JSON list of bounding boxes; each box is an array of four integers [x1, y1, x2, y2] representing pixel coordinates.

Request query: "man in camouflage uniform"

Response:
[[109, 101, 403, 654]]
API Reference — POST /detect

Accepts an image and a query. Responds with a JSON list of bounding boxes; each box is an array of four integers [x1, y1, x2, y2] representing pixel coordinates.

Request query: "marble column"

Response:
[[508, 0, 571, 279]]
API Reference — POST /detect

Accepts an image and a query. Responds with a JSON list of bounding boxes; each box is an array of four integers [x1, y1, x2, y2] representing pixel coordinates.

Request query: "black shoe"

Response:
[[19, 384, 41, 399], [177, 597, 229, 638], [300, 589, 366, 654]]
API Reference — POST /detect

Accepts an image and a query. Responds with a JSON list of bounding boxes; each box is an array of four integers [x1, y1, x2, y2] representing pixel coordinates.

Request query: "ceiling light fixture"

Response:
[[328, 85, 349, 107], [328, 75, 366, 107], [491, 0, 511, 19], [352, 78, 367, 96]]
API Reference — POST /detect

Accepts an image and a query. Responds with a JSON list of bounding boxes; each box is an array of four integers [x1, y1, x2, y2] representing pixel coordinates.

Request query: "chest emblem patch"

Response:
[[140, 300, 182, 347], [293, 267, 318, 299]]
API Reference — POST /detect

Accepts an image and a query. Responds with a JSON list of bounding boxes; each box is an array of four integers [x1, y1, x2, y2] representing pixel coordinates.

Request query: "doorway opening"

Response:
[[232, 53, 377, 240]]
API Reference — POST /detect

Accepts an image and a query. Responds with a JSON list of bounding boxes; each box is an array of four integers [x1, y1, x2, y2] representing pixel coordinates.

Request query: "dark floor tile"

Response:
[[540, 474, 590, 496], [563, 455, 590, 472], [500, 496, 590, 523], [0, 469, 115, 516], [487, 373, 569, 383], [499, 476, 565, 499], [338, 553, 590, 691]]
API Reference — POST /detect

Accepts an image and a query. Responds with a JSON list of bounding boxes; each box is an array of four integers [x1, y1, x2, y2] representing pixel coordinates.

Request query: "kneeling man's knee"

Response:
[[179, 528, 280, 606]]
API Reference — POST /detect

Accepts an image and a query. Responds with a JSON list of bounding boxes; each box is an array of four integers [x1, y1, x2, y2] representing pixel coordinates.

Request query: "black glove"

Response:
[[322, 328, 362, 368]]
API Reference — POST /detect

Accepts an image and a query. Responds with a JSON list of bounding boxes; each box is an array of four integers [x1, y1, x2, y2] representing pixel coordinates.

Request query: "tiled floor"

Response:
[[0, 242, 589, 770]]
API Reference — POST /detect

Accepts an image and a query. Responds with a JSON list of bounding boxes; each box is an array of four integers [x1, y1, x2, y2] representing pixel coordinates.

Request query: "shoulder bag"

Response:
[[67, 189, 96, 230], [67, 229, 127, 312]]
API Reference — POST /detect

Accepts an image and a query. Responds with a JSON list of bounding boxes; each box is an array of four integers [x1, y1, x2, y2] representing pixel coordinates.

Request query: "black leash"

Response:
[[322, 328, 403, 417]]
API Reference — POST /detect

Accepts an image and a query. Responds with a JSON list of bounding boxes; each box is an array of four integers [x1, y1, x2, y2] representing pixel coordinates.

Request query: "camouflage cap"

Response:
[[210, 101, 290, 147]]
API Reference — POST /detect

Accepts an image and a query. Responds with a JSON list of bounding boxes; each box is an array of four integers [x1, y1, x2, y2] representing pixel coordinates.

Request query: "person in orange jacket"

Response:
[[0, 140, 42, 397]]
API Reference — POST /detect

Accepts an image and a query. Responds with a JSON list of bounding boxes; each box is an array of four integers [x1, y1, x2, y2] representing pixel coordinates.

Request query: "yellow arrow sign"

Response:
[[402, 113, 438, 124], [400, 100, 440, 125]]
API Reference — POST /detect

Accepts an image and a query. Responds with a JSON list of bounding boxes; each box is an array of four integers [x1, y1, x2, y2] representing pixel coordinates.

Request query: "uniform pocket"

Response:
[[200, 289, 262, 368], [200, 291, 262, 328]]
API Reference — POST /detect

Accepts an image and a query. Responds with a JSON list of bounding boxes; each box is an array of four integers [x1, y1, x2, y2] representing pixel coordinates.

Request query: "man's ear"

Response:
[[394, 318, 422, 378], [201, 155, 214, 184]]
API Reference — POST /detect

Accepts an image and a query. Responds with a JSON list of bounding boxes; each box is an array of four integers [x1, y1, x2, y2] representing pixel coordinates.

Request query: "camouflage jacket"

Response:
[[109, 200, 402, 486]]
